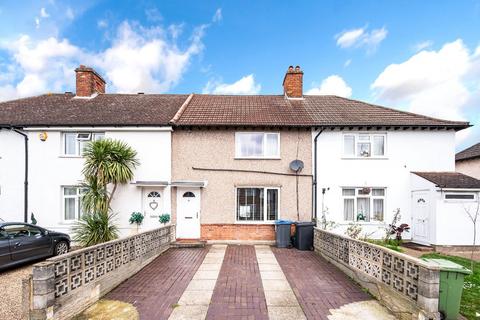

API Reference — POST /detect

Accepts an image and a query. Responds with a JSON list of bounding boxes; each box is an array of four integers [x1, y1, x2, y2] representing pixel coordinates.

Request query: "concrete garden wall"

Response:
[[27, 225, 175, 320], [314, 228, 441, 320]]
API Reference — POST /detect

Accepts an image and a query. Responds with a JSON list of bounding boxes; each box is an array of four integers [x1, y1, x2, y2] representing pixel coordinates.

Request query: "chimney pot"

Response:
[[75, 65, 106, 97], [283, 65, 303, 98]]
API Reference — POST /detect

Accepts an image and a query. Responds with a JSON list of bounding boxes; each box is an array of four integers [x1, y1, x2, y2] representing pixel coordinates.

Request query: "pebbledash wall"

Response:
[[456, 157, 480, 180], [27, 225, 175, 320], [314, 129, 456, 239], [314, 228, 441, 320], [0, 128, 172, 237], [172, 129, 313, 241]]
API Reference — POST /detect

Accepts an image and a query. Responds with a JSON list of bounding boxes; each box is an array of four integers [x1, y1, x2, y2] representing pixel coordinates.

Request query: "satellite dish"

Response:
[[289, 159, 304, 173]]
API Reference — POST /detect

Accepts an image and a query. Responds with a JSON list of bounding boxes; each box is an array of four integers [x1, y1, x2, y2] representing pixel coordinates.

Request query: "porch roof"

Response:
[[412, 171, 480, 189]]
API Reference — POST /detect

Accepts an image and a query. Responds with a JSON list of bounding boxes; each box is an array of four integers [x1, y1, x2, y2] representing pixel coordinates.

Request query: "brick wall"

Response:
[[283, 66, 303, 98], [201, 224, 275, 241], [75, 65, 106, 97]]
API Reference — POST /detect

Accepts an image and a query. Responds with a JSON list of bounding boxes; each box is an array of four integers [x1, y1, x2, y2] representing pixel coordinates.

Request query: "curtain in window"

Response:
[[265, 134, 279, 157], [344, 199, 354, 220], [65, 198, 76, 220], [357, 198, 370, 221], [64, 133, 77, 155], [373, 136, 385, 156], [343, 136, 355, 155], [239, 133, 263, 157], [267, 189, 278, 220], [373, 199, 384, 221]]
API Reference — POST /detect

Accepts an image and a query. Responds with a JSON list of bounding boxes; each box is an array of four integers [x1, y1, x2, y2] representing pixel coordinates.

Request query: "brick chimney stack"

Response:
[[283, 65, 303, 98], [75, 65, 106, 97]]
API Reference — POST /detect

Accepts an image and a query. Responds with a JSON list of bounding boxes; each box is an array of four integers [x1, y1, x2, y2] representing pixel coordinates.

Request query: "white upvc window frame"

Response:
[[235, 132, 280, 159], [342, 133, 387, 158], [235, 186, 280, 223], [62, 132, 105, 156], [62, 186, 85, 221], [342, 187, 386, 223]]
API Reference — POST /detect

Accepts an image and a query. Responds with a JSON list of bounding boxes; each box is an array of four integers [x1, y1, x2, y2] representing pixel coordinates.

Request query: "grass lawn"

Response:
[[421, 253, 479, 320], [365, 239, 403, 252]]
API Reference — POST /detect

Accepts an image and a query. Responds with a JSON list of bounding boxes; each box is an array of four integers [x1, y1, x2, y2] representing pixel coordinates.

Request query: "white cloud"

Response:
[[336, 28, 364, 48], [0, 20, 207, 100], [336, 26, 387, 53], [97, 19, 108, 28], [413, 40, 433, 52], [66, 7, 74, 20], [306, 75, 352, 98], [371, 39, 480, 145], [344, 59, 352, 67], [203, 74, 261, 95], [35, 17, 40, 29], [96, 21, 205, 93], [40, 8, 49, 18], [212, 8, 222, 22]]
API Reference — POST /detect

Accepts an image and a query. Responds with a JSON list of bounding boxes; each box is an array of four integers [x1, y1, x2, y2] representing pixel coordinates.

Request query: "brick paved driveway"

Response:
[[106, 247, 209, 320], [272, 247, 371, 320], [106, 245, 379, 320]]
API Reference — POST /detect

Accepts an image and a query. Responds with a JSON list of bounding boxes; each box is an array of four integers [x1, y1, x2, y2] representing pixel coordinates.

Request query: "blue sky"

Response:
[[0, 0, 479, 149]]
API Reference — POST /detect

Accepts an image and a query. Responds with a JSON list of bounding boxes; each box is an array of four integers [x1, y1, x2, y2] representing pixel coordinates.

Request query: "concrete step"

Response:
[[401, 241, 433, 252], [171, 240, 207, 248]]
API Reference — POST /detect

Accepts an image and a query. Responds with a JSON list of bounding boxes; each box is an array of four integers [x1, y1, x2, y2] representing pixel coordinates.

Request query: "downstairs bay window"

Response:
[[342, 187, 385, 222], [236, 187, 279, 222]]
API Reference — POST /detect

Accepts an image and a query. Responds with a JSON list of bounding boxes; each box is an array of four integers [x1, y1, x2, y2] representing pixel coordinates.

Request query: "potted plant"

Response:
[[129, 212, 144, 234], [159, 213, 171, 225]]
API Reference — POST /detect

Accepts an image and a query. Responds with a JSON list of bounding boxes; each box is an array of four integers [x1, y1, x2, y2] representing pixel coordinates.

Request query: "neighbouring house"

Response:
[[0, 64, 477, 246], [456, 142, 480, 179], [0, 66, 184, 236]]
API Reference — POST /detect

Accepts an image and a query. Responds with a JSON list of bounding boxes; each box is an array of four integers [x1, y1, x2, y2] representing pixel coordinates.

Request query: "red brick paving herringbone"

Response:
[[272, 248, 371, 320], [106, 247, 209, 320], [206, 245, 269, 320]]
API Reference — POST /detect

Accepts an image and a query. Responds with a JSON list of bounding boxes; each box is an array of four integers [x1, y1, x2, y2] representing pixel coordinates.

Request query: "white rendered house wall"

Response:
[[313, 129, 456, 239], [2, 128, 172, 237]]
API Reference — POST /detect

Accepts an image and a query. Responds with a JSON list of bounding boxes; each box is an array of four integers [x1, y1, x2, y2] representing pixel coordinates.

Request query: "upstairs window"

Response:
[[235, 132, 280, 158], [342, 187, 385, 222], [343, 134, 386, 158], [63, 132, 105, 156]]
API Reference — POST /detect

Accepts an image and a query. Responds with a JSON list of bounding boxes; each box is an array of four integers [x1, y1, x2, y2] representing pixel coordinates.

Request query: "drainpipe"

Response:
[[5, 127, 29, 223], [312, 128, 324, 221]]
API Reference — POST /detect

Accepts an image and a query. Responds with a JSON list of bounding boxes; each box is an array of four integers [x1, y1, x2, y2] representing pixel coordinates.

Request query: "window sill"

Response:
[[235, 221, 276, 225], [234, 157, 281, 160], [59, 221, 78, 225], [340, 221, 385, 226], [341, 157, 388, 160], [59, 155, 84, 159]]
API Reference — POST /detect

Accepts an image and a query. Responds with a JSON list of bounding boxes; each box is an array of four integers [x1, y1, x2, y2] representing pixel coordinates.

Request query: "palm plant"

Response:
[[73, 138, 139, 246], [72, 212, 120, 246]]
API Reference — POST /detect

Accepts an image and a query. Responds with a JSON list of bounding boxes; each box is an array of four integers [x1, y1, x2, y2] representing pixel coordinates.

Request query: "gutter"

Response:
[[312, 128, 324, 221], [1, 126, 29, 223]]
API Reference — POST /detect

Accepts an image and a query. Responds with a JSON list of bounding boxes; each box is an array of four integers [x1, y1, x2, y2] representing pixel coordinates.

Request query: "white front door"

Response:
[[411, 191, 430, 245], [176, 188, 200, 239], [143, 189, 164, 225]]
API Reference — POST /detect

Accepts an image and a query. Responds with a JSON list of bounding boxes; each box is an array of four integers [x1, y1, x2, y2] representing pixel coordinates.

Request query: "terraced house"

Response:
[[1, 65, 478, 247]]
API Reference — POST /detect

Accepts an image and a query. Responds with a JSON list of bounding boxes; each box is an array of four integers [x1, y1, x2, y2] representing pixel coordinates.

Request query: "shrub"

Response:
[[159, 214, 171, 225], [129, 212, 144, 225], [72, 212, 119, 247]]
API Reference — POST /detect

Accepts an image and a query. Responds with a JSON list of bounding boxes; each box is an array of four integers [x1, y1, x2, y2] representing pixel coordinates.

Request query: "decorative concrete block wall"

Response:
[[314, 228, 441, 320], [28, 225, 175, 320]]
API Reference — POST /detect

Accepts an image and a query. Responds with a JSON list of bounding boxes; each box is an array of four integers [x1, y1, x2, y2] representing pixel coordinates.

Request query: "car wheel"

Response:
[[54, 241, 69, 256]]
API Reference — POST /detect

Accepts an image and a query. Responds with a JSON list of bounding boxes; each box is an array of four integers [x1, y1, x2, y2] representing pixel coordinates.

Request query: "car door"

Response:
[[0, 229, 12, 267], [5, 224, 52, 261]]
